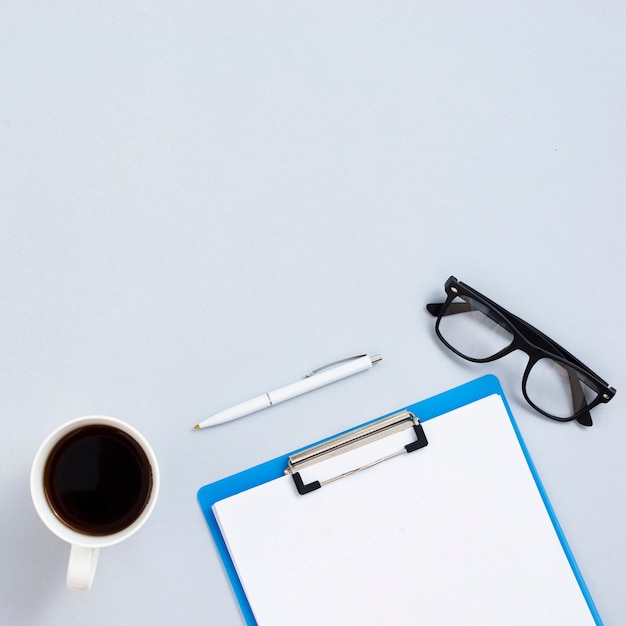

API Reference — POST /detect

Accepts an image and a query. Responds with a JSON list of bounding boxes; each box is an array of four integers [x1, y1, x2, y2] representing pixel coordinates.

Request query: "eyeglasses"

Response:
[[427, 276, 616, 426]]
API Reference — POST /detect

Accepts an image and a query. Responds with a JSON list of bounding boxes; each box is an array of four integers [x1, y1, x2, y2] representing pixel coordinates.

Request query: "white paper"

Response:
[[213, 395, 596, 625]]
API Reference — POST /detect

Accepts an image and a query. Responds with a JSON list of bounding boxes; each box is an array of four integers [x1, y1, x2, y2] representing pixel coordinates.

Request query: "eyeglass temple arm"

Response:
[[427, 302, 477, 317], [426, 303, 443, 316], [479, 296, 607, 386], [426, 302, 509, 329], [430, 293, 603, 381], [427, 300, 594, 426], [568, 367, 592, 426]]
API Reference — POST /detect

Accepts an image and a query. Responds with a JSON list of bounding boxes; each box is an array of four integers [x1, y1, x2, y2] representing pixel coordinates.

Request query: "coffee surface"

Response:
[[44, 425, 153, 535]]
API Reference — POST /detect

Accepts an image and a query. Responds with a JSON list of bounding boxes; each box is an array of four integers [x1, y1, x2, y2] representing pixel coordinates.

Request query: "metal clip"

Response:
[[306, 354, 382, 378], [286, 410, 428, 495]]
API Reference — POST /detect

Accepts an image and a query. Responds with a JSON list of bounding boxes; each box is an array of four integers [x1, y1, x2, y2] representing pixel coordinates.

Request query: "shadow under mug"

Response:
[[30, 416, 160, 590]]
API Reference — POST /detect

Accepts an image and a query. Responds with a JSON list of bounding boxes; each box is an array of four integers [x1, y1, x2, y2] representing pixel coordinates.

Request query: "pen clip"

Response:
[[305, 354, 370, 378]]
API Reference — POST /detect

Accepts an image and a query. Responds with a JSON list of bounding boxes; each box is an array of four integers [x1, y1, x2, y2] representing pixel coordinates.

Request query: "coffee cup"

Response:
[[30, 416, 160, 590]]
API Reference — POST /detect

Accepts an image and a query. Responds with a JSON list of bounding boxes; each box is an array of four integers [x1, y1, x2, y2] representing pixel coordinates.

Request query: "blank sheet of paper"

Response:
[[212, 394, 596, 626]]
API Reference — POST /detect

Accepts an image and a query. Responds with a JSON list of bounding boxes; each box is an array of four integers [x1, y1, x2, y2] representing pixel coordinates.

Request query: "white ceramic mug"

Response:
[[30, 416, 160, 590]]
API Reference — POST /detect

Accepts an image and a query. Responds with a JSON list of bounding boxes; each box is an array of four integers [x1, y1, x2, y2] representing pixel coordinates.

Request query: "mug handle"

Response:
[[67, 544, 100, 590]]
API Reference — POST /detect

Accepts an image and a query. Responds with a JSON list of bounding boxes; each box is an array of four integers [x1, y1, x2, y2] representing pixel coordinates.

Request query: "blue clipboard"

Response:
[[197, 375, 602, 625]]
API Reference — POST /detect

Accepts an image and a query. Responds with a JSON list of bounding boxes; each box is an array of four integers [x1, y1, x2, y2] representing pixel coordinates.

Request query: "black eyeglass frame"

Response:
[[427, 276, 616, 426]]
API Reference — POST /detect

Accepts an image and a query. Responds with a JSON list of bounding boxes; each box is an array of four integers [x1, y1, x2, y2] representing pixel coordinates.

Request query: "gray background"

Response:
[[1, 2, 624, 625]]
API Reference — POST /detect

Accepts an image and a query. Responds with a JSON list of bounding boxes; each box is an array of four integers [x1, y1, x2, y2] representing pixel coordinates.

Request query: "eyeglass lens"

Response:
[[438, 295, 601, 419], [437, 295, 514, 360], [525, 358, 599, 419]]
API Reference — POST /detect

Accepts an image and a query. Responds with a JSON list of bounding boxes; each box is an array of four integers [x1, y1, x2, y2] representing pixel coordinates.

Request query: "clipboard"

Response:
[[197, 375, 602, 625]]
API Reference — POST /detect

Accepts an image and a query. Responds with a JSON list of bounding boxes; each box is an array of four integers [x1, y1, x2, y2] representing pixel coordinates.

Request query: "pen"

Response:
[[193, 353, 382, 429]]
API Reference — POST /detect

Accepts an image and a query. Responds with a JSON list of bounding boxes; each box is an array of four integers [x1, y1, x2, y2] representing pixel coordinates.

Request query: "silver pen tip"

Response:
[[370, 354, 382, 365]]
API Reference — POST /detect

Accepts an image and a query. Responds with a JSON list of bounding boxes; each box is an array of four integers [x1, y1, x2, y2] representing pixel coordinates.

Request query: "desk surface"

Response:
[[1, 3, 625, 625]]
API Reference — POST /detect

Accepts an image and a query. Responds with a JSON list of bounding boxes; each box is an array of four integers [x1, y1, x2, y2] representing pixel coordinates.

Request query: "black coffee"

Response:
[[43, 425, 153, 536]]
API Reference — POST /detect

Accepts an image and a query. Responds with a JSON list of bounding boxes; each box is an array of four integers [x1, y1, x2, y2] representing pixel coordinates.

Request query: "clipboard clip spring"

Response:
[[286, 410, 428, 495]]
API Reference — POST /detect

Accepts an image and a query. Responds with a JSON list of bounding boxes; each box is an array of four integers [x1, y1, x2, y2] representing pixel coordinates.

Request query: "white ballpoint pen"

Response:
[[193, 353, 382, 429]]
